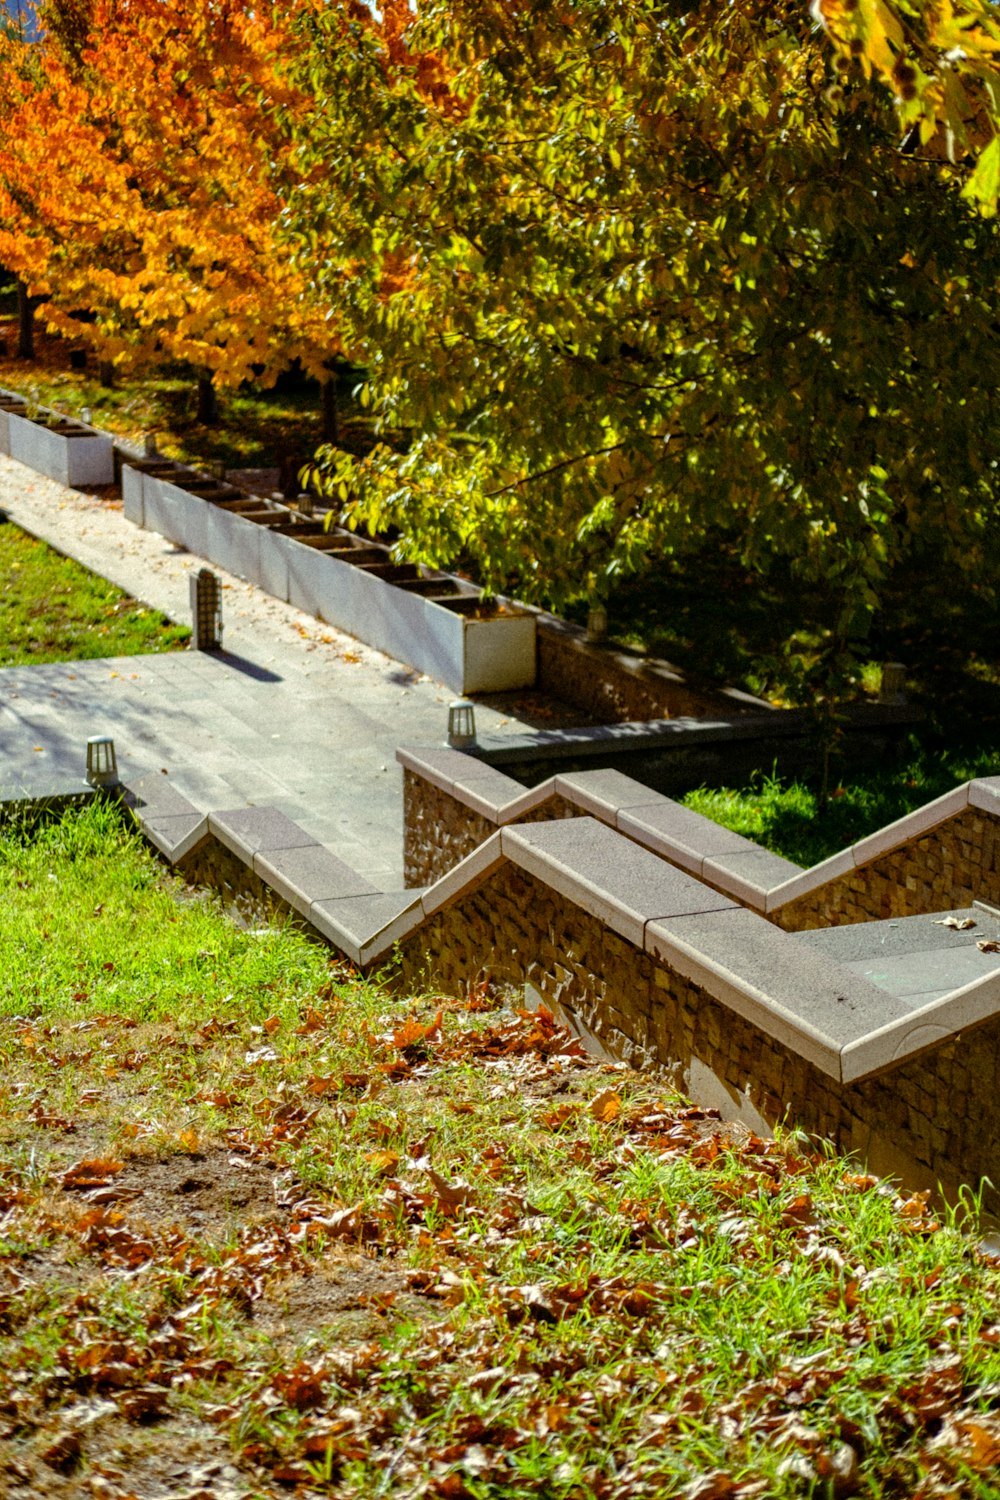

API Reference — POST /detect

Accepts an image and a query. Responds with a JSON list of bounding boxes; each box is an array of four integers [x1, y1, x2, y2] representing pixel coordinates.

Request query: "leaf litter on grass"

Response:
[[6, 809, 1000, 1496]]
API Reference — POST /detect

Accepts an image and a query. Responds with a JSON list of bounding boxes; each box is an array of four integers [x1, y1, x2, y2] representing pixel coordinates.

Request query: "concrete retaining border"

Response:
[[120, 461, 537, 696], [106, 763, 1000, 1206], [0, 399, 114, 488], [396, 747, 1000, 929]]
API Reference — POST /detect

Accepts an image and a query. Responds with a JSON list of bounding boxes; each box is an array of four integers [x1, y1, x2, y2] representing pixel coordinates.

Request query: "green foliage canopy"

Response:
[[291, 0, 1000, 687]]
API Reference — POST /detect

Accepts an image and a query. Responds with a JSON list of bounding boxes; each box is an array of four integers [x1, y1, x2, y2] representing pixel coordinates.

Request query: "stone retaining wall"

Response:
[[134, 795, 1000, 1203], [177, 836, 277, 919], [402, 770, 576, 887], [774, 807, 1000, 930], [398, 861, 1000, 1207], [535, 620, 762, 723]]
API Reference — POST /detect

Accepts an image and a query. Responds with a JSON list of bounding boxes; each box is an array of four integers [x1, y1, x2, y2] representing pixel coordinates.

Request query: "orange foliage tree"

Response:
[[813, 1, 1000, 212], [0, 0, 345, 396]]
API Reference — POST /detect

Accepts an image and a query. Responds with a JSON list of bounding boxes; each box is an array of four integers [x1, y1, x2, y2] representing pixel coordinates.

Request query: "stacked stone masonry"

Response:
[[536, 623, 761, 724], [774, 807, 1000, 930], [403, 770, 576, 887]]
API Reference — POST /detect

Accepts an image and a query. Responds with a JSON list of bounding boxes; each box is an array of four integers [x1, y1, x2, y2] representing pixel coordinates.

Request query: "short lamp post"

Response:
[[447, 699, 477, 749], [879, 662, 907, 706], [86, 734, 118, 788], [586, 604, 608, 643], [190, 568, 223, 651]]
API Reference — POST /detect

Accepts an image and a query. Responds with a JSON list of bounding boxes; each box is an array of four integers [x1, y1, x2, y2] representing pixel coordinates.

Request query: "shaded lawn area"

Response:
[[4, 803, 1000, 1497], [0, 515, 189, 665], [602, 543, 1000, 868]]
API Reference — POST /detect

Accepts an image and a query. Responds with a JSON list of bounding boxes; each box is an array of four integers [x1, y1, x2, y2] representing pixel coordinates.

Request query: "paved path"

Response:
[[0, 455, 533, 889]]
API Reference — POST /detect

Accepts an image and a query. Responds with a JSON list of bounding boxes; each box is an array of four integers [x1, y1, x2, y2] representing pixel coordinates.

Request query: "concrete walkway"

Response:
[[0, 454, 532, 889]]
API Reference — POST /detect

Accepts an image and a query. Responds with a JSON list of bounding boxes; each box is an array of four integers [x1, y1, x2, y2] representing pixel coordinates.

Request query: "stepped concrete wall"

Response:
[[117, 768, 1000, 1209], [403, 770, 576, 887], [398, 861, 1000, 1208]]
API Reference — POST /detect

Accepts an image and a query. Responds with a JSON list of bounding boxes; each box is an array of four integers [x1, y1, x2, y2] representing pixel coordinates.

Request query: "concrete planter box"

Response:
[[121, 461, 183, 528], [0, 399, 28, 457], [278, 528, 535, 693], [121, 463, 537, 694], [7, 411, 113, 488]]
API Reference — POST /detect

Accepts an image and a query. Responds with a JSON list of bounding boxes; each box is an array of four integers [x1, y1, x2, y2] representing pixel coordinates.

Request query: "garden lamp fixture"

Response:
[[86, 734, 118, 788], [879, 662, 907, 705], [447, 700, 477, 749], [190, 568, 223, 651]]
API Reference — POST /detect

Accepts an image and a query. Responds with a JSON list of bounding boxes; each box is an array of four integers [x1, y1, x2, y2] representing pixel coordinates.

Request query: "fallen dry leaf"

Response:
[[589, 1089, 622, 1124], [393, 1009, 443, 1050], [60, 1158, 124, 1190], [365, 1149, 401, 1177], [425, 1167, 476, 1214]]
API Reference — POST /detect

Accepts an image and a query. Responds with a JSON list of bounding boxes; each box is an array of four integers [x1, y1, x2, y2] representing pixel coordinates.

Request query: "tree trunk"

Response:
[[322, 375, 339, 445], [16, 281, 34, 360], [197, 374, 218, 425], [98, 360, 114, 388]]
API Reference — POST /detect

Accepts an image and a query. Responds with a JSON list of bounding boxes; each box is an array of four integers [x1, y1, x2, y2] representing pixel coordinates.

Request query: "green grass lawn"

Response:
[[682, 738, 1000, 869], [4, 803, 1000, 1496], [0, 514, 189, 665]]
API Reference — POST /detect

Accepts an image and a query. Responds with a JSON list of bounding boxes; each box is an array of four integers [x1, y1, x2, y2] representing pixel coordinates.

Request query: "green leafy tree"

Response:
[[290, 0, 1000, 711]]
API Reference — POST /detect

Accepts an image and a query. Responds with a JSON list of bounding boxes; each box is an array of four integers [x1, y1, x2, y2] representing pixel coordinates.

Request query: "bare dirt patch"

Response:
[[1, 1405, 251, 1500], [108, 1148, 289, 1239], [252, 1250, 417, 1347]]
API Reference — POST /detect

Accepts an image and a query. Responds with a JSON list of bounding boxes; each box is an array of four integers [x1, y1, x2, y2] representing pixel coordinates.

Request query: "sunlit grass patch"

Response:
[[683, 742, 1000, 867], [0, 516, 189, 667], [4, 804, 1000, 1494]]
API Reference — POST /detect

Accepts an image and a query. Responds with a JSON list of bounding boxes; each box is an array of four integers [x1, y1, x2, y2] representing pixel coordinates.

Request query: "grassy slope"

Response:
[[0, 516, 189, 666], [3, 805, 1000, 1497]]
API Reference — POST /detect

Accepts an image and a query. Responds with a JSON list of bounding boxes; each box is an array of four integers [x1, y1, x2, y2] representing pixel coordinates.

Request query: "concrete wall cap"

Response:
[[310, 890, 425, 966], [208, 805, 318, 860], [396, 744, 512, 799], [121, 771, 201, 821], [253, 844, 379, 918], [969, 778, 1000, 812], [840, 965, 1000, 1081], [702, 848, 802, 911], [501, 817, 736, 948], [647, 906, 905, 1078], [134, 810, 209, 863], [495, 780, 560, 824], [450, 763, 531, 821], [850, 783, 971, 869], [421, 831, 507, 918], [552, 768, 671, 820], [764, 846, 857, 912]]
